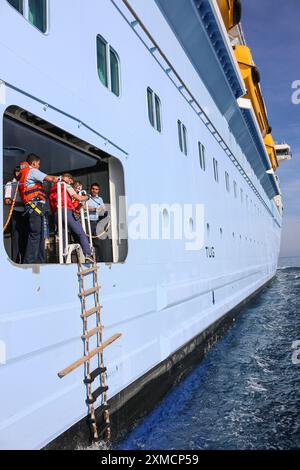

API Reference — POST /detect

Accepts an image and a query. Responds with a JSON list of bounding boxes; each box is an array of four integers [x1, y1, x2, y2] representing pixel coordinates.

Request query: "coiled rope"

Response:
[[3, 183, 19, 233]]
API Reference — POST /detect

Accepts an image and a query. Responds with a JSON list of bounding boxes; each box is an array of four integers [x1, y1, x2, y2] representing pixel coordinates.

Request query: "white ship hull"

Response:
[[0, 0, 282, 449]]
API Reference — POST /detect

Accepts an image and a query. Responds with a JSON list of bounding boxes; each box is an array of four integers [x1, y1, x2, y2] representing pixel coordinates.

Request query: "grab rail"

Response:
[[56, 184, 93, 264], [79, 191, 93, 250], [57, 180, 68, 264]]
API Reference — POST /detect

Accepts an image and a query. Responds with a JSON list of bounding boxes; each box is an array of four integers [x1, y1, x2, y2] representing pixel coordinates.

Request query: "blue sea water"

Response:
[[116, 267, 300, 450]]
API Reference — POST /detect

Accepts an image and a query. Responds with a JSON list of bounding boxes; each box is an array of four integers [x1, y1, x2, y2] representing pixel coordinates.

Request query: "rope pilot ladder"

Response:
[[56, 181, 121, 442]]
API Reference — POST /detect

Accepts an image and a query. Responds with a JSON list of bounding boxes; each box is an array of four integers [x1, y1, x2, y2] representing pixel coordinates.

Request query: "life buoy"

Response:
[[95, 213, 111, 240]]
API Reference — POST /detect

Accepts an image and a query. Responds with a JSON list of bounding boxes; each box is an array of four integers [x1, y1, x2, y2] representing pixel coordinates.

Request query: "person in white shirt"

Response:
[[87, 183, 106, 262], [4, 165, 27, 263]]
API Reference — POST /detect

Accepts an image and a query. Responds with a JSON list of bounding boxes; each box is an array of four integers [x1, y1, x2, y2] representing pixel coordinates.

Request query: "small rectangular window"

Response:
[[96, 35, 120, 97], [28, 0, 47, 33], [110, 48, 120, 97], [7, 0, 23, 13], [240, 188, 244, 204], [147, 88, 161, 132], [97, 36, 108, 87], [178, 120, 183, 153], [233, 181, 237, 198], [178, 120, 187, 155], [182, 125, 188, 155], [225, 171, 230, 192], [213, 158, 219, 183], [7, 0, 47, 32], [198, 143, 206, 171], [147, 88, 155, 127], [155, 95, 162, 133]]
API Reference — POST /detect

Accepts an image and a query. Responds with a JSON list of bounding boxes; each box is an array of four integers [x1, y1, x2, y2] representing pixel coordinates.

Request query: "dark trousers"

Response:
[[90, 220, 103, 262], [23, 205, 45, 264], [55, 209, 92, 257], [11, 211, 28, 264]]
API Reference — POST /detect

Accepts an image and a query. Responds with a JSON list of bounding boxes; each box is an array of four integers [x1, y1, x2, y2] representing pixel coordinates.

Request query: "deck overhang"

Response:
[[236, 98, 280, 198], [155, 0, 245, 117], [155, 0, 279, 200]]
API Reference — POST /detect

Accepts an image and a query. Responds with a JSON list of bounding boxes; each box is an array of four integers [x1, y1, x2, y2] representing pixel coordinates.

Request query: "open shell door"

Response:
[[109, 157, 127, 263]]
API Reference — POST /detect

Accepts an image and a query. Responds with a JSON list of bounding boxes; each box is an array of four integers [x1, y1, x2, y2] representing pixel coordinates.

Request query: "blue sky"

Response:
[[242, 0, 300, 258]]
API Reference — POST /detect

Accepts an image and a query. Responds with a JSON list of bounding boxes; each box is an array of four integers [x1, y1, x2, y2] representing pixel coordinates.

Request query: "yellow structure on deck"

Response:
[[234, 45, 278, 170], [216, 0, 242, 31], [233, 45, 270, 138], [217, 2, 279, 171], [264, 133, 279, 170]]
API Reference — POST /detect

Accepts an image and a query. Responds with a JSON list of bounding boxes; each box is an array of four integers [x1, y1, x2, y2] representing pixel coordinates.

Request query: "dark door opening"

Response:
[[3, 106, 127, 265]]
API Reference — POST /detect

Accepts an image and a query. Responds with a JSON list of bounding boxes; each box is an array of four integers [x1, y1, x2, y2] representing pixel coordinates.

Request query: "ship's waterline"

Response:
[[115, 268, 300, 450]]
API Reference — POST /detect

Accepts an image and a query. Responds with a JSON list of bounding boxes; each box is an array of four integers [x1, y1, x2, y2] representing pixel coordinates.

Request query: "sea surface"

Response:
[[115, 266, 300, 450]]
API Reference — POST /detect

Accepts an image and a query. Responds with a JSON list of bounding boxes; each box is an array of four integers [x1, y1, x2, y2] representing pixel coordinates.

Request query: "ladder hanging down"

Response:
[[56, 182, 121, 441]]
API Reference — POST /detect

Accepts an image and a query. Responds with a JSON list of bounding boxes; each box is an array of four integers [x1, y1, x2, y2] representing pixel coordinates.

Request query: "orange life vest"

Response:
[[72, 198, 81, 214], [18, 162, 46, 205], [49, 183, 75, 213]]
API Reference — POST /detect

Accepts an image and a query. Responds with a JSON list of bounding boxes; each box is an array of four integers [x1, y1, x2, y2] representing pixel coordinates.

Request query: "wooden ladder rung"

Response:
[[84, 367, 107, 384], [78, 267, 97, 276], [79, 285, 100, 297], [81, 325, 103, 339], [86, 385, 108, 404], [58, 333, 122, 378], [80, 305, 102, 319]]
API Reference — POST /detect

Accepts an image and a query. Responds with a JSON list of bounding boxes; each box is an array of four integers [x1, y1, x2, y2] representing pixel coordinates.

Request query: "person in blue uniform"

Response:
[[19, 154, 59, 264], [87, 183, 106, 262]]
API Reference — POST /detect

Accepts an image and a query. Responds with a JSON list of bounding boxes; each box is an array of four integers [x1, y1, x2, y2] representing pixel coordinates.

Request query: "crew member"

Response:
[[49, 174, 93, 262], [72, 180, 83, 216], [19, 154, 59, 264], [73, 181, 83, 193], [4, 166, 27, 263], [87, 183, 106, 262]]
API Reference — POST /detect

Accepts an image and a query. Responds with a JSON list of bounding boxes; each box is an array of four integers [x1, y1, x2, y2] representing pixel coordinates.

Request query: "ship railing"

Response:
[[56, 183, 93, 264], [79, 190, 93, 250], [56, 180, 68, 264]]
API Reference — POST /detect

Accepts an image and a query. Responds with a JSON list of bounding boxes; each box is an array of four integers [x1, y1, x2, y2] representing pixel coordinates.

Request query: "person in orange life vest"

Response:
[[49, 174, 93, 262], [19, 154, 59, 264]]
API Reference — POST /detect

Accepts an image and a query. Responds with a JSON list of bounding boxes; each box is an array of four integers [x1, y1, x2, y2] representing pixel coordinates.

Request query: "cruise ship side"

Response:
[[0, 0, 291, 449]]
